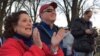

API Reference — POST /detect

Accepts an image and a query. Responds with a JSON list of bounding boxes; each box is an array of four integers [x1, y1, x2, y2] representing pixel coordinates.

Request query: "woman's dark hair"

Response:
[[3, 10, 28, 38]]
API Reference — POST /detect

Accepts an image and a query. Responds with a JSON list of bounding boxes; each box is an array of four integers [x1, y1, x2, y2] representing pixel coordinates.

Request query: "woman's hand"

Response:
[[32, 28, 42, 49]]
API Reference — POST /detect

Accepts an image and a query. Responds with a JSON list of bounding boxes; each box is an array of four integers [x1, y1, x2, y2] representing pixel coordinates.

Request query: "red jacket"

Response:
[[0, 38, 64, 56]]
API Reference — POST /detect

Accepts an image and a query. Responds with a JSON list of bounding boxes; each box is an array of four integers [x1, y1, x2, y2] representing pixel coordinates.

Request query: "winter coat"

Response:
[[71, 18, 98, 53], [33, 22, 59, 46], [0, 37, 64, 56]]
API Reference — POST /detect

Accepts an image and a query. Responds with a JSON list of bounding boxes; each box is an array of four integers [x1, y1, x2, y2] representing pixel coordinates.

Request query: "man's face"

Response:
[[84, 11, 92, 21], [40, 6, 56, 23]]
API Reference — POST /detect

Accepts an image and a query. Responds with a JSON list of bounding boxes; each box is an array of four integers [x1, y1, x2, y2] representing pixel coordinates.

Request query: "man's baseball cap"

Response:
[[39, 2, 57, 15]]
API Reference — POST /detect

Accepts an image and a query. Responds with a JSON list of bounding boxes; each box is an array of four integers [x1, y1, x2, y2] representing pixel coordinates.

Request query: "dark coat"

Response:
[[71, 18, 98, 53], [33, 22, 59, 46]]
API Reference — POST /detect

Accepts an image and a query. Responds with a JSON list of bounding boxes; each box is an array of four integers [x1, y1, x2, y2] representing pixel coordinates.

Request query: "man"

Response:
[[34, 2, 66, 55], [71, 10, 98, 56], [34, 2, 58, 46]]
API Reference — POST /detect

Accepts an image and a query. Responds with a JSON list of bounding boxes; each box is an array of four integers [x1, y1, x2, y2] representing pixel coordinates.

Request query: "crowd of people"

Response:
[[0, 1, 98, 56]]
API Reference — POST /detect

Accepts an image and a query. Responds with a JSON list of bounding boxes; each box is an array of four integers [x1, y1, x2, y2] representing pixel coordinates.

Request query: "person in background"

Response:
[[63, 28, 74, 56], [71, 10, 98, 56], [0, 10, 65, 56]]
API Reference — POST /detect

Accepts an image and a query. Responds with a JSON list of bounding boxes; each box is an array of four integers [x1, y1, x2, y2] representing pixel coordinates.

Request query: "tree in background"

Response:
[[56, 0, 87, 28], [0, 0, 41, 36], [23, 0, 41, 23], [0, 0, 14, 36]]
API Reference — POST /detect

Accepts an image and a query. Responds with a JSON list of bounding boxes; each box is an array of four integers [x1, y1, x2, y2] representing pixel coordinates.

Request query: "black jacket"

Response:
[[71, 18, 98, 53]]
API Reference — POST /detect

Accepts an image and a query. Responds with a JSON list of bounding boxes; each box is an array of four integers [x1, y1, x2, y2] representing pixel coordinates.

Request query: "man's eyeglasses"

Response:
[[43, 9, 55, 13]]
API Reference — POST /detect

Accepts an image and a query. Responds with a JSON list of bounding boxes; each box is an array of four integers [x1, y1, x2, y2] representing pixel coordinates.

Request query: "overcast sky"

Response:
[[11, 0, 100, 28], [54, 0, 100, 28]]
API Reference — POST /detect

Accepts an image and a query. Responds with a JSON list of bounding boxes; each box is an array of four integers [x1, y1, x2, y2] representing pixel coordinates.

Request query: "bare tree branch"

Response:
[[65, 0, 71, 8]]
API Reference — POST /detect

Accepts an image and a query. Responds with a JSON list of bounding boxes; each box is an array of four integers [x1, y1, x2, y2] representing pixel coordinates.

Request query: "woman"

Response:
[[0, 10, 65, 56]]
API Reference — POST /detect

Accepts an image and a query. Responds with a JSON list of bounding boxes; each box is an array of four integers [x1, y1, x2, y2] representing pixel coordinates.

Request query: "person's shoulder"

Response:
[[88, 21, 92, 23], [74, 18, 82, 21], [3, 38, 17, 44], [71, 18, 82, 23], [33, 23, 40, 27], [2, 38, 21, 47], [54, 24, 59, 28], [53, 24, 60, 30], [33, 23, 41, 30]]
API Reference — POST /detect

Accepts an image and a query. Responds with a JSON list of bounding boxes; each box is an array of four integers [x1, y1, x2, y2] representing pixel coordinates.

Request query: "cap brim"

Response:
[[49, 2, 57, 9]]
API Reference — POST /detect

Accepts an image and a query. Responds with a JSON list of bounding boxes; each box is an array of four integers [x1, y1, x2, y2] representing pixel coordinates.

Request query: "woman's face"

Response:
[[14, 13, 32, 37]]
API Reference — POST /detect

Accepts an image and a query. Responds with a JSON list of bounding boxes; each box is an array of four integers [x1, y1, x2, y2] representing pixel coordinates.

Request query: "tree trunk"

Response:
[[71, 0, 79, 21], [66, 13, 71, 28], [0, 11, 5, 36], [0, 0, 8, 36], [0, 20, 2, 36]]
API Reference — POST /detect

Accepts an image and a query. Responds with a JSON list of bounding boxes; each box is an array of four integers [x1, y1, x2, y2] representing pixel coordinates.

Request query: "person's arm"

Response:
[[50, 28, 65, 56], [0, 38, 45, 56], [50, 45, 64, 56], [42, 43, 64, 56], [32, 28, 64, 56]]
